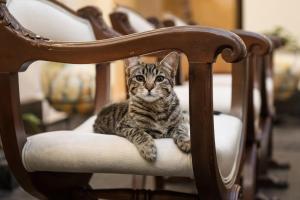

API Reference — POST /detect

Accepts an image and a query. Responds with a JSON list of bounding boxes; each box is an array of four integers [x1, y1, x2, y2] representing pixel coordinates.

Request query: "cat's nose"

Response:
[[145, 83, 154, 92]]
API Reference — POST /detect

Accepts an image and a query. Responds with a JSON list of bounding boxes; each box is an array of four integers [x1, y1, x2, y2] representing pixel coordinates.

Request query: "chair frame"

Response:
[[255, 36, 289, 190], [0, 1, 249, 199], [109, 10, 274, 200]]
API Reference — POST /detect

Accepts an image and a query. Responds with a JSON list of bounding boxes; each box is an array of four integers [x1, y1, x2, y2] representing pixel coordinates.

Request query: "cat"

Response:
[[93, 52, 190, 162]]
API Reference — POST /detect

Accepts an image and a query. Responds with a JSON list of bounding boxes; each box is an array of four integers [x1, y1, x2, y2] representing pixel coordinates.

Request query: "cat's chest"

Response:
[[148, 114, 174, 138]]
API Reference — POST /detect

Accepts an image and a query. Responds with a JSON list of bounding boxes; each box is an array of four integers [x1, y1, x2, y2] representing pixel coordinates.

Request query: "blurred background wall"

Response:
[[244, 0, 300, 42]]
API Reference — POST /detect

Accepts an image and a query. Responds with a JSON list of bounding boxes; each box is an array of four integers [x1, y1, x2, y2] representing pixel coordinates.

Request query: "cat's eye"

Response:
[[135, 75, 145, 82], [155, 76, 165, 82]]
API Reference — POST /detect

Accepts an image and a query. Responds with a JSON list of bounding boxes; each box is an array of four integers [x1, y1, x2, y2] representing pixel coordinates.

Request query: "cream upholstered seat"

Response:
[[174, 75, 262, 116], [22, 114, 242, 180], [7, 0, 96, 122]]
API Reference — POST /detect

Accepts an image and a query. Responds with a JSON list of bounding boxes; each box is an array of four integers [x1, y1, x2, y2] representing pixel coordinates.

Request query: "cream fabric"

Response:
[[163, 13, 188, 26], [22, 114, 242, 179], [7, 0, 95, 42], [174, 75, 262, 116], [7, 0, 96, 122], [115, 6, 155, 32]]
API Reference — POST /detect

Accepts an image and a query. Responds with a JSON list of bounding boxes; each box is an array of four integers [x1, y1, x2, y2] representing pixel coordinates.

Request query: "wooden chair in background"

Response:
[[163, 17, 291, 186], [255, 36, 289, 191], [0, 0, 248, 199], [164, 13, 290, 191], [108, 6, 284, 200]]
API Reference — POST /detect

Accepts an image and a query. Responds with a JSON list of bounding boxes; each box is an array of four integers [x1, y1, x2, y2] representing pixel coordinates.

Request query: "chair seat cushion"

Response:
[[22, 114, 242, 179], [174, 79, 261, 116]]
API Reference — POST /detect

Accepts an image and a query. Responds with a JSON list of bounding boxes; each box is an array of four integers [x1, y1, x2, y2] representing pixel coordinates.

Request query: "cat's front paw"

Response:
[[175, 136, 191, 153], [137, 140, 157, 162]]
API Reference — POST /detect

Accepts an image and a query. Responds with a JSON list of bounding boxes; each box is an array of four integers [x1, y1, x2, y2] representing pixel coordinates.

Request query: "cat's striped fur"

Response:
[[93, 52, 190, 161]]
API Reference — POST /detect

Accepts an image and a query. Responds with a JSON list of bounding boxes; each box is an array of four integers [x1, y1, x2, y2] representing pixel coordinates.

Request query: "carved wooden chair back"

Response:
[[6, 0, 111, 114]]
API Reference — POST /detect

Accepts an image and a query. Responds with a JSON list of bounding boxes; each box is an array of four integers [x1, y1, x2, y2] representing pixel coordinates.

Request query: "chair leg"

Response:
[[132, 175, 147, 189], [258, 174, 288, 189], [255, 192, 280, 200], [257, 118, 289, 190], [242, 145, 257, 200], [154, 176, 165, 190], [71, 185, 98, 200], [267, 119, 290, 171], [31, 172, 93, 199], [268, 159, 290, 170]]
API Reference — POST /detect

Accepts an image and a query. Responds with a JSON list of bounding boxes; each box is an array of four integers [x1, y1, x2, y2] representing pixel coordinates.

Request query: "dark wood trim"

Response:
[[147, 17, 163, 28], [242, 145, 258, 200], [236, 0, 243, 29], [82, 188, 199, 200], [162, 19, 176, 28], [110, 11, 135, 35], [0, 73, 43, 199]]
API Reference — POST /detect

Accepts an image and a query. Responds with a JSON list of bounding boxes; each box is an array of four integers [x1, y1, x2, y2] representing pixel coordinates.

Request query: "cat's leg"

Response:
[[117, 127, 157, 162], [170, 123, 191, 153]]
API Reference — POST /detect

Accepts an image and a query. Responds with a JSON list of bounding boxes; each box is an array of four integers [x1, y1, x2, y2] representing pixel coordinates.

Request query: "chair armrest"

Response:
[[0, 16, 247, 72], [268, 35, 286, 49]]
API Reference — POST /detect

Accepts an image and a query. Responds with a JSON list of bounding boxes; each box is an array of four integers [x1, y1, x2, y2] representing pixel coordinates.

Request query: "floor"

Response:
[[259, 116, 300, 200], [0, 116, 299, 200]]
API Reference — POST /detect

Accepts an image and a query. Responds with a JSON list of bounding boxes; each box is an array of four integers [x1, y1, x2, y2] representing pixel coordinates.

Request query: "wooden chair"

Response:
[[163, 15, 290, 182], [0, 0, 249, 199], [255, 36, 289, 191], [108, 7, 276, 199], [162, 10, 291, 179], [264, 36, 289, 171], [168, 11, 292, 196]]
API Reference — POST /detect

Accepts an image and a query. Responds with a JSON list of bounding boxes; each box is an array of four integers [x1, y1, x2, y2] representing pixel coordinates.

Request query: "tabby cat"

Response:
[[93, 52, 190, 162]]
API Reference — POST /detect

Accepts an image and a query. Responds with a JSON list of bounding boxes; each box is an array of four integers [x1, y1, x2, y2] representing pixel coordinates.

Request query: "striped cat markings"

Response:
[[93, 52, 190, 161]]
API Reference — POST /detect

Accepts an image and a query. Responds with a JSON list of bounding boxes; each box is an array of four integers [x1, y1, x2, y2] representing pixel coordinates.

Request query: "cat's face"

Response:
[[125, 52, 179, 102]]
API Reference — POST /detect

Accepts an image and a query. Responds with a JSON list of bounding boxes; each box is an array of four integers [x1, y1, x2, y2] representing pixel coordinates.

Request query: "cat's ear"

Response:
[[124, 57, 139, 75], [159, 51, 179, 77]]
